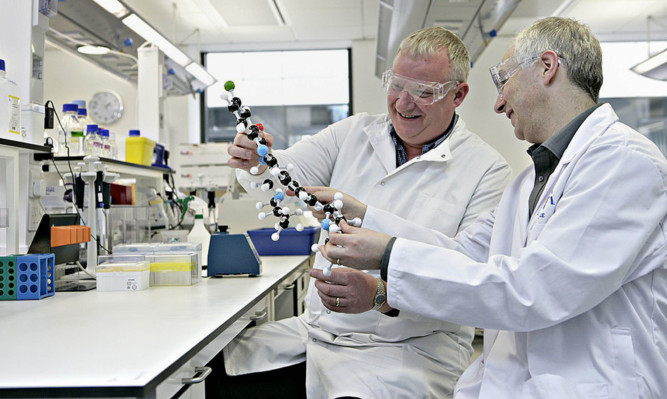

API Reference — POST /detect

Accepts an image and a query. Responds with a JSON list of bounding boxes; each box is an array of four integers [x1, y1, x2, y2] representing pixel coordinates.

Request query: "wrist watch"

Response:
[[372, 278, 387, 311]]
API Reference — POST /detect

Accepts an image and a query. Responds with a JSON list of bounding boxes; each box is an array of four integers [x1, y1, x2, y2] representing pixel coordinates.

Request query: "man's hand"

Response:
[[309, 267, 378, 314], [318, 220, 392, 270], [227, 130, 274, 173], [299, 187, 368, 222]]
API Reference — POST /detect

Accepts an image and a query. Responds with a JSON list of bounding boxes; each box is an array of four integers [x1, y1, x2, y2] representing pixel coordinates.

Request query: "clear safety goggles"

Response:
[[382, 69, 459, 105], [489, 54, 565, 96], [489, 55, 540, 96]]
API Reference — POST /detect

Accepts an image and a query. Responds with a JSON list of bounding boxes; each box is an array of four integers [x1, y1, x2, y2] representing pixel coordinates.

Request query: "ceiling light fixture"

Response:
[[77, 45, 111, 55], [91, 0, 130, 18], [631, 47, 667, 81], [185, 63, 217, 86], [121, 13, 192, 67]]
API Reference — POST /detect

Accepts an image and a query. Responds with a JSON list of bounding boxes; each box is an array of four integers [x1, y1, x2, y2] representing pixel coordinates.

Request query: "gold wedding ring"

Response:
[[335, 297, 340, 307]]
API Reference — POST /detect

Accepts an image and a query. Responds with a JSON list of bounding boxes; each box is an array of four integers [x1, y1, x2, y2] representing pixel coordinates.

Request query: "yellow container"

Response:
[[125, 134, 155, 166]]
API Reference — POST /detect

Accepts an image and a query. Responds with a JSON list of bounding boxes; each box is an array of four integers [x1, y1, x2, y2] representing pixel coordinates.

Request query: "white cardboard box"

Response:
[[96, 261, 150, 291]]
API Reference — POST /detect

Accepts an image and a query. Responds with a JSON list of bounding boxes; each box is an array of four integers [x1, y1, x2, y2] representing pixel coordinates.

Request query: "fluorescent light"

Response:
[[92, 0, 130, 18], [122, 14, 192, 67], [77, 45, 111, 55], [185, 63, 217, 86], [631, 48, 667, 80]]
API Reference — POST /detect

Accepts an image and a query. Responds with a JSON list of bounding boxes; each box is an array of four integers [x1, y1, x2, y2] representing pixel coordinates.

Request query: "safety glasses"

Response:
[[490, 54, 566, 97], [382, 70, 459, 105], [489, 55, 540, 96]]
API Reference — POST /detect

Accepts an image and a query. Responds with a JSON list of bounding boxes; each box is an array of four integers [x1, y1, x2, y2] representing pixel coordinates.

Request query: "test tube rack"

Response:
[[0, 254, 56, 300]]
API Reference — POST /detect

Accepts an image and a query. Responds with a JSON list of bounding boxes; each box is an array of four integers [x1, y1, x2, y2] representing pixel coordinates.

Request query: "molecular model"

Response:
[[223, 80, 361, 276]]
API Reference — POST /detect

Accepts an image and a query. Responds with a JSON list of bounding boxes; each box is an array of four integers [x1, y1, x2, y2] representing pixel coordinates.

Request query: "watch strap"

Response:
[[371, 277, 386, 311]]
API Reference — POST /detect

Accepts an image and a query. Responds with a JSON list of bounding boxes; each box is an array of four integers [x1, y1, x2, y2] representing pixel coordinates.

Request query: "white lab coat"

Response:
[[226, 112, 512, 398], [364, 104, 667, 399]]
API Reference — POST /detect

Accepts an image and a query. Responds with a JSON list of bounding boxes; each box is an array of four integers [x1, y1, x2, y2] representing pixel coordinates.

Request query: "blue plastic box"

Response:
[[247, 226, 320, 256]]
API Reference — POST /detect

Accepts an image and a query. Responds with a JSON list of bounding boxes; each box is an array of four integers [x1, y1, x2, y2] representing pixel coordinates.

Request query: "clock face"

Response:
[[89, 91, 123, 125]]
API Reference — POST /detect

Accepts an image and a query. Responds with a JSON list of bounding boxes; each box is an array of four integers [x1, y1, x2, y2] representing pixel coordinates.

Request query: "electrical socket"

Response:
[[28, 200, 43, 232]]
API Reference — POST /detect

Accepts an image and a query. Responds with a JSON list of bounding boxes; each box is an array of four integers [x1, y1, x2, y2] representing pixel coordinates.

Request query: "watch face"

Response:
[[375, 294, 386, 305], [89, 91, 123, 125]]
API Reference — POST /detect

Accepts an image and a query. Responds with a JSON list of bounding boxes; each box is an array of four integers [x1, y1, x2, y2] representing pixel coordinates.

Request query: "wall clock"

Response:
[[89, 90, 124, 125]]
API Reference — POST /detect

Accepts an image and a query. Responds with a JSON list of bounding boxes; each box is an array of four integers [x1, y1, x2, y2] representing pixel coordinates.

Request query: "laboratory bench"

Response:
[[0, 255, 312, 398]]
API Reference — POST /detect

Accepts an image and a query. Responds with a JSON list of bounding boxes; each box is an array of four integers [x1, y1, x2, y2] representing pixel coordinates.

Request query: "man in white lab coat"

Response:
[[314, 17, 667, 399], [208, 28, 512, 398]]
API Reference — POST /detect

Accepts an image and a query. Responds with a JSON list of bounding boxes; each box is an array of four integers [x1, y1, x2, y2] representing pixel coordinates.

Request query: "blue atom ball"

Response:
[[257, 144, 269, 156], [321, 219, 331, 231]]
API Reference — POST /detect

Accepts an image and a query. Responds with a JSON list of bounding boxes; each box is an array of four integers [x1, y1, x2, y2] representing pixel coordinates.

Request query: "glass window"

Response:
[[202, 49, 351, 148], [604, 97, 667, 157]]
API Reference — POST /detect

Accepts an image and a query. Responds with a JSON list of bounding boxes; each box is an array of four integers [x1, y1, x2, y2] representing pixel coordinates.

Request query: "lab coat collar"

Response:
[[560, 103, 616, 164], [363, 114, 457, 175], [526, 103, 618, 229]]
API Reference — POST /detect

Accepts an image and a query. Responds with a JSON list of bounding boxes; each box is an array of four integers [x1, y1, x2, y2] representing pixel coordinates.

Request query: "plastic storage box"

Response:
[[125, 133, 155, 166], [96, 261, 150, 291], [247, 226, 320, 256], [99, 252, 198, 286], [113, 242, 202, 284]]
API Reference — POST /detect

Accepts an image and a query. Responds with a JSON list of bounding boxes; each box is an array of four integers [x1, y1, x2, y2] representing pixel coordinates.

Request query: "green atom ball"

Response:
[[224, 81, 235, 91]]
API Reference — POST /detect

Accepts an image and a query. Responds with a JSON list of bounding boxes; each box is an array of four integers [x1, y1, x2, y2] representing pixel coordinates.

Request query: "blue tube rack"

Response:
[[0, 254, 55, 300]]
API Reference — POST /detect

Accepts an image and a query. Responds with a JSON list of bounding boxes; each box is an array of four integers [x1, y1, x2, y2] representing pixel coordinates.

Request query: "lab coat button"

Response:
[[380, 181, 386, 186], [538, 175, 545, 182], [312, 338, 317, 342], [326, 309, 331, 314]]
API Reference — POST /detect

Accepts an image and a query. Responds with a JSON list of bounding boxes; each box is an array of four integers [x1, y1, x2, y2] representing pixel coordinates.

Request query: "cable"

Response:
[[76, 261, 96, 279], [45, 101, 112, 255]]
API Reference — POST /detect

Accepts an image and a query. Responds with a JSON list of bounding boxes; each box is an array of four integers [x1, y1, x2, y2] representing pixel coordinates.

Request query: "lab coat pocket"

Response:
[[610, 327, 640, 398], [409, 193, 466, 236]]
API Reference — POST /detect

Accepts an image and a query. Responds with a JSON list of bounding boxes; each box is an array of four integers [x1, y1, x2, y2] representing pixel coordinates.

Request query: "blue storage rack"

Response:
[[0, 254, 55, 300]]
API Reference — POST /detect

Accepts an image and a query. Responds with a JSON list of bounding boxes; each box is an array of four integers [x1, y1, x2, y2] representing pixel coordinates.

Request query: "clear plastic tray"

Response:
[[100, 252, 198, 286]]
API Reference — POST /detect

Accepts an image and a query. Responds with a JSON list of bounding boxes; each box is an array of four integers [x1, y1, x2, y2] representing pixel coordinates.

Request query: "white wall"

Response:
[[44, 48, 139, 160], [351, 39, 386, 115], [44, 48, 197, 163], [457, 37, 531, 176]]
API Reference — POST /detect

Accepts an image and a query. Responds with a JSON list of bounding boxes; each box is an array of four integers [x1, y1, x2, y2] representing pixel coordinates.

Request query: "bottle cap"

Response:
[[129, 129, 140, 136], [77, 108, 87, 116], [0, 59, 5, 71], [63, 103, 78, 113], [86, 124, 99, 133], [195, 214, 203, 219], [101, 129, 110, 137], [72, 100, 86, 109]]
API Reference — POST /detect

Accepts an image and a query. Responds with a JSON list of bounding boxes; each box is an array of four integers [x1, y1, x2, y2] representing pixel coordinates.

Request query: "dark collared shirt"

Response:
[[389, 114, 458, 167], [527, 103, 603, 218]]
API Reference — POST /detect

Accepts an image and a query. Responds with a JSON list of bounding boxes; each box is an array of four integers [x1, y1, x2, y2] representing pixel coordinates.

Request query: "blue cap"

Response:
[[0, 59, 5, 71], [77, 108, 87, 116], [101, 129, 110, 137], [86, 124, 99, 133], [129, 129, 140, 136], [63, 103, 78, 113], [72, 100, 86, 108]]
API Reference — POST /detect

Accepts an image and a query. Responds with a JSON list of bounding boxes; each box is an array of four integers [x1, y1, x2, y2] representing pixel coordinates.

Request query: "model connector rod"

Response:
[[223, 81, 361, 276]]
